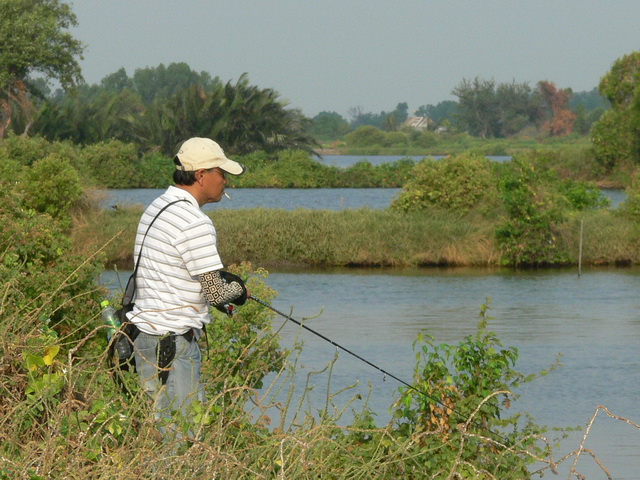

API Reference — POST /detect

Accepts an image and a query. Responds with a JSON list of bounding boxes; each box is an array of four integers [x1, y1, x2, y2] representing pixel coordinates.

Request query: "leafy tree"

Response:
[[536, 81, 576, 136], [496, 81, 537, 137], [415, 100, 459, 125], [452, 77, 500, 138], [132, 62, 219, 105], [348, 102, 410, 131], [591, 51, 640, 171], [309, 111, 351, 141], [453, 78, 542, 138], [35, 87, 145, 144], [129, 73, 317, 156], [388, 101, 409, 128], [100, 67, 133, 94], [348, 106, 386, 130], [569, 87, 609, 112], [0, 0, 84, 137]]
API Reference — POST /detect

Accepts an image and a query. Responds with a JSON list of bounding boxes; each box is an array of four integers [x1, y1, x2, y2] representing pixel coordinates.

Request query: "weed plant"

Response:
[[0, 247, 566, 479], [76, 205, 503, 269]]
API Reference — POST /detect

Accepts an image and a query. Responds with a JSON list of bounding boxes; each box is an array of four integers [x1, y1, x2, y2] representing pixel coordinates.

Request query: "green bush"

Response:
[[344, 125, 386, 147], [495, 157, 572, 266], [621, 170, 640, 220], [235, 149, 340, 188], [338, 161, 380, 187], [0, 133, 53, 166], [0, 188, 104, 340], [391, 153, 500, 214], [382, 131, 409, 147], [557, 179, 610, 211], [81, 140, 141, 188], [0, 134, 86, 177], [20, 153, 83, 225], [138, 151, 174, 188], [591, 109, 636, 172], [414, 130, 440, 148], [201, 263, 286, 410], [393, 302, 557, 478]]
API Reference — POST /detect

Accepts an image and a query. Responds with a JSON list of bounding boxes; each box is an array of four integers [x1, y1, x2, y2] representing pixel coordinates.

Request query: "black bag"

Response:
[[108, 303, 139, 371]]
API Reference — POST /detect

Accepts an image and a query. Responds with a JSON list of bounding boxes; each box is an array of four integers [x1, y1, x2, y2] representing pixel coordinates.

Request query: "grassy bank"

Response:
[[332, 132, 592, 156], [74, 206, 640, 270]]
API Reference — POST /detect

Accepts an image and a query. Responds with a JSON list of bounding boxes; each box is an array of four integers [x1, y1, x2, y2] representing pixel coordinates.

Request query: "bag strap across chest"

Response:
[[121, 199, 189, 306]]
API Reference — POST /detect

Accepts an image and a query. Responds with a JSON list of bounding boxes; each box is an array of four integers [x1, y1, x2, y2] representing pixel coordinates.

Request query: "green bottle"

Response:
[[100, 300, 120, 340]]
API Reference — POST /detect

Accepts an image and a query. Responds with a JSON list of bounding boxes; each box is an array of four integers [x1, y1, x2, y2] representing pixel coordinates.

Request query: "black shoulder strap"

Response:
[[121, 199, 189, 306]]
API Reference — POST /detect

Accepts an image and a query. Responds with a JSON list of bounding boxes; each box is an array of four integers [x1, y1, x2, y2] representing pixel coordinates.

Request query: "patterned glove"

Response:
[[219, 270, 248, 305]]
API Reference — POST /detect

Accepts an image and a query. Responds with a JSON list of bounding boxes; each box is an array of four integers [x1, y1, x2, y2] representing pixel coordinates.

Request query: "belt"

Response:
[[143, 328, 196, 341]]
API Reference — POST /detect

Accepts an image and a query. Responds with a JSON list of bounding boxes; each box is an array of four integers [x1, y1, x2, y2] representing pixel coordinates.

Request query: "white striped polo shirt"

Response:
[[128, 186, 223, 335]]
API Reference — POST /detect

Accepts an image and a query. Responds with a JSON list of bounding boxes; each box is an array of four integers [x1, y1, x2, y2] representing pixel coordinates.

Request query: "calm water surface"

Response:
[[100, 187, 625, 211], [101, 267, 640, 479], [100, 187, 402, 211]]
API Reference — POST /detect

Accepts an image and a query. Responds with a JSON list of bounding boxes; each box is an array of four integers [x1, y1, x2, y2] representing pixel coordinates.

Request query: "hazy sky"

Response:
[[69, 1, 640, 119]]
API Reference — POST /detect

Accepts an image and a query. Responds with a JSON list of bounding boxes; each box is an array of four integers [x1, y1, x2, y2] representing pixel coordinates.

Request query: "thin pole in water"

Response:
[[578, 219, 584, 277]]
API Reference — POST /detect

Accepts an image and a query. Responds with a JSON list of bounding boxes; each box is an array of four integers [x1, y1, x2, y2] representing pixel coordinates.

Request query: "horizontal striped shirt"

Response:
[[128, 186, 223, 335]]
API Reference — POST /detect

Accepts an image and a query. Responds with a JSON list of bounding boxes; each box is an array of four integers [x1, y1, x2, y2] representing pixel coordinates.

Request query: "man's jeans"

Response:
[[134, 331, 205, 429]]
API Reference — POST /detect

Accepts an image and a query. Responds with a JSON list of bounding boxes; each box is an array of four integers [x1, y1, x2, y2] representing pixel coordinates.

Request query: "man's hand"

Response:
[[219, 270, 249, 305]]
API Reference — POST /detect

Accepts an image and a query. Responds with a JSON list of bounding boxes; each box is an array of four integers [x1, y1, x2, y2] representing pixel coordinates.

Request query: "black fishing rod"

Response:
[[249, 294, 512, 446], [250, 294, 417, 393]]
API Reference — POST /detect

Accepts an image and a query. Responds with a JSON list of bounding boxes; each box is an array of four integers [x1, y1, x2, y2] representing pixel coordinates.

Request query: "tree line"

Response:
[[309, 82, 608, 141], [2, 0, 639, 177]]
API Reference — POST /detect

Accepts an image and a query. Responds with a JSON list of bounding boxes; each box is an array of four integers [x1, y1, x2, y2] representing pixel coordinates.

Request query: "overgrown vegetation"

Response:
[[0, 133, 421, 189], [0, 264, 568, 479], [2, 143, 577, 478], [2, 4, 639, 475]]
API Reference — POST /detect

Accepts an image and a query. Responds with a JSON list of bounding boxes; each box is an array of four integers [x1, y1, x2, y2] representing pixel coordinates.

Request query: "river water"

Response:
[[99, 155, 636, 477], [101, 266, 639, 479]]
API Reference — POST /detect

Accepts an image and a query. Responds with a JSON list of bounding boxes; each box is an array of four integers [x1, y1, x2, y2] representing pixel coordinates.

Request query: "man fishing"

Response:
[[127, 137, 248, 432]]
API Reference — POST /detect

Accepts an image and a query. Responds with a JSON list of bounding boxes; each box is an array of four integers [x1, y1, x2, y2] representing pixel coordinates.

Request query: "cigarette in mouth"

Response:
[[224, 192, 231, 200]]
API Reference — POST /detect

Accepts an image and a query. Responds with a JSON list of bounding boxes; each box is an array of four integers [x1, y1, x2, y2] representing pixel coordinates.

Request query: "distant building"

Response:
[[402, 116, 433, 131]]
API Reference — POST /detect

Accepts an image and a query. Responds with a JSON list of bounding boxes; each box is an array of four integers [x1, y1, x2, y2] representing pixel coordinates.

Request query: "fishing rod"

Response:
[[249, 294, 512, 446], [250, 294, 416, 393]]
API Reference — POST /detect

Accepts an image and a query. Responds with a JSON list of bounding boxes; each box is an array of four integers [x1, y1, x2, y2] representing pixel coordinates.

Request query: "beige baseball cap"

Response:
[[175, 137, 245, 175]]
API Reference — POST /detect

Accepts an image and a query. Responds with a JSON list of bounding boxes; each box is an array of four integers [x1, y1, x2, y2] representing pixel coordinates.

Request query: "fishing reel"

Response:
[[214, 303, 235, 317]]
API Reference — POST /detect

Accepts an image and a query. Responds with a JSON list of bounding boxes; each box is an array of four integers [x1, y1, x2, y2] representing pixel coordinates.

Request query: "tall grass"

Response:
[[74, 205, 640, 270]]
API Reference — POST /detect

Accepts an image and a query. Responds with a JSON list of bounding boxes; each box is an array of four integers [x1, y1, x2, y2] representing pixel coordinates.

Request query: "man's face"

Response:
[[199, 167, 227, 203]]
